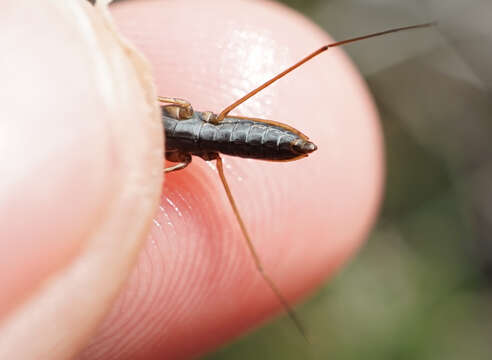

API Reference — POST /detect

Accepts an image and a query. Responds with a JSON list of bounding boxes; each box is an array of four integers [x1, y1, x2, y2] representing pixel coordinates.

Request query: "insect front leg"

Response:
[[158, 96, 194, 119], [164, 152, 192, 173], [164, 161, 190, 173]]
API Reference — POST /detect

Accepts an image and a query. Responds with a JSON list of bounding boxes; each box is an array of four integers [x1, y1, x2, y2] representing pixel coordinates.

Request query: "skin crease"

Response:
[[76, 0, 383, 359]]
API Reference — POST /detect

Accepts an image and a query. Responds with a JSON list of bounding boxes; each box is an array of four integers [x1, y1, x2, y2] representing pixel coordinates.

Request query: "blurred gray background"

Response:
[[205, 1, 492, 359]]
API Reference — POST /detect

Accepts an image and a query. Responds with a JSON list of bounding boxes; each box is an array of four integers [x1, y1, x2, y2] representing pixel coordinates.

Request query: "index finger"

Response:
[[80, 0, 383, 359]]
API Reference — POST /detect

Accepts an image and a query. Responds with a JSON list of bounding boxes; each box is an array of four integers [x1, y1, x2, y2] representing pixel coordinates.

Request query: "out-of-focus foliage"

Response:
[[206, 1, 492, 359]]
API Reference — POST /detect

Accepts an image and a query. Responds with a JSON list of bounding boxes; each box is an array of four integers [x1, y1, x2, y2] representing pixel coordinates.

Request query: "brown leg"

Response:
[[158, 96, 193, 119], [215, 156, 308, 341]]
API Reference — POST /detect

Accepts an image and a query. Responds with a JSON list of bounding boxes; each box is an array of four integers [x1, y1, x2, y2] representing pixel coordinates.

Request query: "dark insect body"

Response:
[[163, 109, 317, 162], [160, 23, 434, 340]]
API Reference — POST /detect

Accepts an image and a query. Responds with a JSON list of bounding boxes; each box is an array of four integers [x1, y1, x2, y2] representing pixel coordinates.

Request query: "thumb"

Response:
[[0, 1, 162, 359]]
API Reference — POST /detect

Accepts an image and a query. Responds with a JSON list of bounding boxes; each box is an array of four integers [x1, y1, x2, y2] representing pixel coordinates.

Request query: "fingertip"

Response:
[[113, 0, 383, 288], [82, 1, 383, 358]]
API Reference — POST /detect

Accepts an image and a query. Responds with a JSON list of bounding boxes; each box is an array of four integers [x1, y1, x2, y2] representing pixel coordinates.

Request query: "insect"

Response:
[[160, 23, 434, 339]]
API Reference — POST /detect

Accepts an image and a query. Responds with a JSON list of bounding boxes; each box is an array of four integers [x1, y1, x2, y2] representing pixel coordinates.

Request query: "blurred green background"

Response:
[[205, 1, 492, 359]]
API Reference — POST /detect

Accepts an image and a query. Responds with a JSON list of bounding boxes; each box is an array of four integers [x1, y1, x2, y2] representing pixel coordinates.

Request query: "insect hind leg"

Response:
[[215, 156, 309, 341]]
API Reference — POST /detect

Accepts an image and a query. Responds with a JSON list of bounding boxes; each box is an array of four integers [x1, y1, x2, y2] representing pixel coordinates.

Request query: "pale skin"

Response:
[[0, 1, 382, 359]]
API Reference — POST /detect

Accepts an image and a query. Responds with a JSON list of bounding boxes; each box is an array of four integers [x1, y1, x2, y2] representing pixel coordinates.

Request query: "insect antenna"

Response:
[[215, 156, 310, 341], [216, 22, 435, 122]]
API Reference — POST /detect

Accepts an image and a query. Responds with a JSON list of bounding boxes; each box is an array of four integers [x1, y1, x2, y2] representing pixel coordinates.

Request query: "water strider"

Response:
[[160, 23, 434, 340]]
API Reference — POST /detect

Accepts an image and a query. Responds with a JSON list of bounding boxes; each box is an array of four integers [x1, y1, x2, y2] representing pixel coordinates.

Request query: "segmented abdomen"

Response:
[[205, 117, 298, 160], [164, 111, 305, 161]]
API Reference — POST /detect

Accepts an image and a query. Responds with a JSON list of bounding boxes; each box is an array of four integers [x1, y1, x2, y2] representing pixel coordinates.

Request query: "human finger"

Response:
[[79, 1, 383, 359]]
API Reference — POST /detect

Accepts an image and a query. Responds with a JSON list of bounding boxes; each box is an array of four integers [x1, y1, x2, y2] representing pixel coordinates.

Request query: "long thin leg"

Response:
[[216, 22, 434, 122], [215, 156, 309, 341]]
